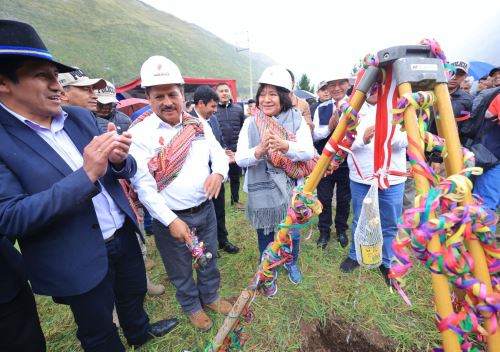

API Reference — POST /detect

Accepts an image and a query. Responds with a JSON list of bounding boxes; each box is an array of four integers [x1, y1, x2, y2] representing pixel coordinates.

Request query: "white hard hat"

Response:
[[258, 65, 292, 92], [325, 66, 352, 83], [140, 55, 184, 88]]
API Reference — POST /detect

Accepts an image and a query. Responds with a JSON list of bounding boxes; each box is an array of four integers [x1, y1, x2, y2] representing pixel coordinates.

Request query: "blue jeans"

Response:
[[348, 181, 404, 268], [474, 163, 500, 232], [257, 228, 300, 265]]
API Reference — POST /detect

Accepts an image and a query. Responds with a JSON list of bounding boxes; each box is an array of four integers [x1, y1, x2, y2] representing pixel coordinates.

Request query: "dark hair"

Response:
[[247, 99, 256, 104], [215, 82, 230, 89], [193, 85, 219, 105], [255, 84, 293, 113], [479, 75, 488, 82], [286, 68, 295, 85], [0, 56, 29, 83]]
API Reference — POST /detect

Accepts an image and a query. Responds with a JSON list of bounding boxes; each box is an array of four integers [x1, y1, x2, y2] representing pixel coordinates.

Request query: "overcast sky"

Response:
[[142, 0, 499, 85]]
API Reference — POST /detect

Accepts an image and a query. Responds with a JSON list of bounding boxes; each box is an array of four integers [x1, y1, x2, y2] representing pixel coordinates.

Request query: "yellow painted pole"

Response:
[[264, 90, 368, 256], [433, 83, 500, 351], [399, 82, 461, 351]]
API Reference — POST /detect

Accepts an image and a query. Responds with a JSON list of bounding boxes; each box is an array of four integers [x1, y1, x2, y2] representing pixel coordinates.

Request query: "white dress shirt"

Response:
[[312, 96, 349, 141], [235, 114, 315, 191], [129, 113, 228, 226], [347, 102, 408, 185], [1, 103, 125, 240]]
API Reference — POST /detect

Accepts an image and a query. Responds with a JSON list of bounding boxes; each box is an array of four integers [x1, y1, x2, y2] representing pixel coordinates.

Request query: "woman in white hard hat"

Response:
[[235, 65, 315, 288]]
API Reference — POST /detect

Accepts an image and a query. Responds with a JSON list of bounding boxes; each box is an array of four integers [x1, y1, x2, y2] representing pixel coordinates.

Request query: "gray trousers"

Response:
[[152, 201, 220, 315]]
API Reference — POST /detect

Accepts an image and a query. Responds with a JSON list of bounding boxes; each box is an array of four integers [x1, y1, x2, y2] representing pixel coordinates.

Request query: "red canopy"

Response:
[[116, 77, 238, 102]]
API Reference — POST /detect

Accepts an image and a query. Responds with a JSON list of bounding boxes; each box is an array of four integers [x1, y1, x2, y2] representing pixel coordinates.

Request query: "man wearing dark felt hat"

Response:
[[0, 20, 178, 351]]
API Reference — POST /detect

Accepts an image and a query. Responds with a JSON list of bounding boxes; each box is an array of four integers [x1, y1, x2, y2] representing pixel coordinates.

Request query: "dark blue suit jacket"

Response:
[[0, 105, 140, 297]]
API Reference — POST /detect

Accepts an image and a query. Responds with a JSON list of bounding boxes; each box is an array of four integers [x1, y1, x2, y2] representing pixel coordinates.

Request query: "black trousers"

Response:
[[228, 163, 241, 203], [0, 283, 46, 352], [212, 183, 229, 244], [53, 222, 149, 352], [317, 166, 351, 236]]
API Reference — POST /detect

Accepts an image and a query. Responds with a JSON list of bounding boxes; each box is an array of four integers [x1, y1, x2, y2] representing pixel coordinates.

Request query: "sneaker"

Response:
[[339, 257, 359, 273], [261, 270, 278, 297], [285, 263, 302, 284]]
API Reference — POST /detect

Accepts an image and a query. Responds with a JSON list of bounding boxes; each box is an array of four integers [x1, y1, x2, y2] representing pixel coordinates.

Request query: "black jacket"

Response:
[[95, 109, 132, 133], [214, 100, 244, 151]]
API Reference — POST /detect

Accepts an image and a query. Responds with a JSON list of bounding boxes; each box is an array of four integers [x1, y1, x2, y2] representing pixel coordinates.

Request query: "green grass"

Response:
[[35, 183, 444, 351]]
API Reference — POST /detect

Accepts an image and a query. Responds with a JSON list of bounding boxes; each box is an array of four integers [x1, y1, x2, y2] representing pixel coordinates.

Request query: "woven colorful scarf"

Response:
[[254, 112, 315, 179], [146, 112, 204, 192]]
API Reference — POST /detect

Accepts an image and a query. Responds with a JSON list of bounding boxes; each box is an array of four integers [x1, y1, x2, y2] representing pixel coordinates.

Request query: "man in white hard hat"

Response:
[[58, 68, 106, 112], [128, 56, 232, 332], [313, 70, 352, 250]]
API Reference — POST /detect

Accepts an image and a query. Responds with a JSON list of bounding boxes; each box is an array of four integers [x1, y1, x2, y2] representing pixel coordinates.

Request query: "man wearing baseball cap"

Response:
[[0, 20, 177, 351], [94, 80, 132, 133], [448, 60, 473, 120], [309, 80, 331, 119], [313, 70, 352, 252], [59, 68, 106, 112], [128, 55, 232, 332], [473, 66, 500, 111]]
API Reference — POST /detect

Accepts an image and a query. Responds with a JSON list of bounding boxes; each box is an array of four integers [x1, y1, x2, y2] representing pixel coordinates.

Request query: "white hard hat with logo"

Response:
[[325, 65, 352, 84], [140, 55, 184, 87], [258, 65, 292, 92]]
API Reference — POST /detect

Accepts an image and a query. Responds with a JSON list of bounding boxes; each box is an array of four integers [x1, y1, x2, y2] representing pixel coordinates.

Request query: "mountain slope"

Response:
[[0, 0, 274, 97]]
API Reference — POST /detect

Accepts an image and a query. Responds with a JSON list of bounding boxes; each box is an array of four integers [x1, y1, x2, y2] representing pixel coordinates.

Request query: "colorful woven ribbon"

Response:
[[389, 87, 500, 351]]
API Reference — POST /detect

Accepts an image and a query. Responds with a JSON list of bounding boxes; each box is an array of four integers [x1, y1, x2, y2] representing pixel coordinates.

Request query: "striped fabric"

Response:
[[373, 66, 399, 189], [254, 112, 315, 179], [147, 113, 204, 192]]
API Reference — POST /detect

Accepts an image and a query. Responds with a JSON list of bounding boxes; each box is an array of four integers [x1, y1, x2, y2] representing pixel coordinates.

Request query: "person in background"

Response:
[[309, 80, 331, 119], [339, 92, 407, 286], [460, 76, 473, 94], [246, 98, 257, 117], [94, 80, 132, 133], [58, 68, 106, 112], [214, 82, 246, 209], [313, 69, 352, 250], [287, 69, 314, 132], [191, 85, 239, 255], [236, 65, 315, 287]]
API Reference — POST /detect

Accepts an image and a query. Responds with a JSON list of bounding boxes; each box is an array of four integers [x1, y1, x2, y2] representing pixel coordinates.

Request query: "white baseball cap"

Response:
[[58, 68, 106, 89], [325, 66, 352, 84], [95, 80, 119, 104], [451, 60, 470, 74], [258, 65, 292, 92], [140, 55, 184, 87]]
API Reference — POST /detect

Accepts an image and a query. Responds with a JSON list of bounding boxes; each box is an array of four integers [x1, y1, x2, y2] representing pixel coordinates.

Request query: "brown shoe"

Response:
[[205, 298, 233, 315], [189, 309, 213, 332], [147, 278, 165, 296], [233, 202, 245, 210], [144, 257, 155, 271]]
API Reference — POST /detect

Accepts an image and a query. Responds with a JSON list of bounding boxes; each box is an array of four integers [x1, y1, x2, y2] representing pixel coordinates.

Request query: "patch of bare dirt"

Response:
[[300, 315, 396, 352]]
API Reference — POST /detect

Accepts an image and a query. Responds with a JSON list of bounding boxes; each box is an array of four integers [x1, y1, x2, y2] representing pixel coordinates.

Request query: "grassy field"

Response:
[[35, 183, 450, 352]]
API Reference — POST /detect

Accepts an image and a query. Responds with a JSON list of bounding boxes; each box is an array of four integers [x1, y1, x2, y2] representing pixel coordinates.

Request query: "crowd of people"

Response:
[[0, 19, 499, 352]]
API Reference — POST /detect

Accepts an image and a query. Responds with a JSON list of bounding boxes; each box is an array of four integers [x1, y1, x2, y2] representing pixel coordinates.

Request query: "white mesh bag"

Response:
[[354, 180, 383, 268]]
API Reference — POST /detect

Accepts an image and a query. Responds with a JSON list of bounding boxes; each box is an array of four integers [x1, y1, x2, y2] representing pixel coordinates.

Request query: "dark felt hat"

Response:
[[0, 19, 74, 72]]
